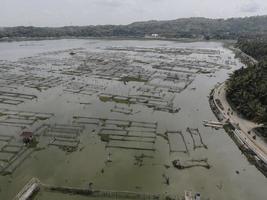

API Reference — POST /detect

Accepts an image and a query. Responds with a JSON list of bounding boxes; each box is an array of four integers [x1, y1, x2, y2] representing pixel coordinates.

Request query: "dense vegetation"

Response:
[[226, 36, 267, 126], [1, 15, 267, 40], [237, 35, 267, 60], [226, 61, 267, 123]]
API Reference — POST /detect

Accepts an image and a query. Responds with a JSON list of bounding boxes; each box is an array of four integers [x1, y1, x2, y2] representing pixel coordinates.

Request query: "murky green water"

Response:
[[0, 39, 266, 200]]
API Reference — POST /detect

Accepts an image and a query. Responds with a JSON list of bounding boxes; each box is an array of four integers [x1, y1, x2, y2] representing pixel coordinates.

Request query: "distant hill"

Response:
[[1, 15, 267, 40]]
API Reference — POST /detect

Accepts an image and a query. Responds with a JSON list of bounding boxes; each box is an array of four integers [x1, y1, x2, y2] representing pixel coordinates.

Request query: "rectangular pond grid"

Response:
[[0, 74, 67, 91], [166, 131, 189, 153], [64, 82, 106, 96], [99, 93, 180, 113], [73, 116, 158, 151], [110, 105, 138, 115], [0, 137, 34, 175], [43, 124, 85, 152], [0, 90, 37, 105], [186, 128, 207, 150], [0, 108, 54, 127]]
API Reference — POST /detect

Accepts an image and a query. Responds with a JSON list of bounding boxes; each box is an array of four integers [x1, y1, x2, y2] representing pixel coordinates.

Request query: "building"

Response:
[[20, 130, 34, 144], [151, 34, 159, 38]]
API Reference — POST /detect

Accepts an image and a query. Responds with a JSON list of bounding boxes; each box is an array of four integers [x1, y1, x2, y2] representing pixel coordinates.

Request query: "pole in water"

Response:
[[107, 152, 112, 162], [88, 182, 93, 191]]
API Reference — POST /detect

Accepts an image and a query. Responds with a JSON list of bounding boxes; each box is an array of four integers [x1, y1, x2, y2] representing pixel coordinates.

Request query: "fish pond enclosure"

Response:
[[0, 39, 266, 200]]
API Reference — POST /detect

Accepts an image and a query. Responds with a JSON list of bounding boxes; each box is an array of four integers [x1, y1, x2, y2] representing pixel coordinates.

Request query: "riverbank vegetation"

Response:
[[226, 36, 267, 134], [236, 35, 267, 60]]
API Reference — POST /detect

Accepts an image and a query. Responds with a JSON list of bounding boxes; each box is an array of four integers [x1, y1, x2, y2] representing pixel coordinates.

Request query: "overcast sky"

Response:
[[0, 0, 267, 27]]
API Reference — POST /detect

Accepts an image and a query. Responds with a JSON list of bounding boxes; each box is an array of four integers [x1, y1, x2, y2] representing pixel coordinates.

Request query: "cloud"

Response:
[[92, 0, 126, 8], [0, 0, 266, 26], [240, 1, 260, 13]]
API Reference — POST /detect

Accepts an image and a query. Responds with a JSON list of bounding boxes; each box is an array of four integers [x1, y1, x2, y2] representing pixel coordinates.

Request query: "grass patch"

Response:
[[100, 134, 110, 142], [99, 96, 111, 102], [99, 96, 130, 104], [33, 86, 42, 92], [36, 116, 49, 121], [113, 98, 130, 104], [120, 76, 147, 83], [0, 112, 7, 117]]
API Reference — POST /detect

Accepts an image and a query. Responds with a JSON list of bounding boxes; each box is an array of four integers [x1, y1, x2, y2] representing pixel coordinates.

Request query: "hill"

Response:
[[226, 35, 267, 138], [1, 15, 267, 40]]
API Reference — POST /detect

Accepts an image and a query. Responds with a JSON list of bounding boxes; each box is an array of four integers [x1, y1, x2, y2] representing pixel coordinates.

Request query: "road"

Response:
[[213, 82, 267, 164]]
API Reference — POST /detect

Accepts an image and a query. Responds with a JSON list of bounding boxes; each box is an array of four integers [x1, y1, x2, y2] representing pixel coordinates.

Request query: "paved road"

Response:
[[213, 82, 267, 163]]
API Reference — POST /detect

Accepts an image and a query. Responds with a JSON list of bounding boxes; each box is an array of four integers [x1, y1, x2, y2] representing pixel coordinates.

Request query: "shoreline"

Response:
[[0, 36, 236, 44], [209, 82, 267, 177]]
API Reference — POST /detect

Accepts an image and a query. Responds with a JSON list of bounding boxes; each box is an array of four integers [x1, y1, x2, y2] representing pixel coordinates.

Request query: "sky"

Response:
[[0, 0, 267, 27]]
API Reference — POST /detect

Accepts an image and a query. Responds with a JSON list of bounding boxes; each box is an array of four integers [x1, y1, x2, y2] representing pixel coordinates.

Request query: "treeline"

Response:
[[237, 35, 267, 60], [1, 15, 267, 40], [226, 36, 267, 126]]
